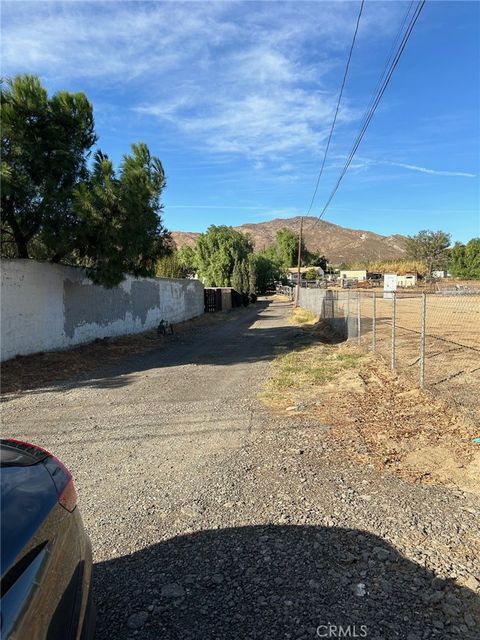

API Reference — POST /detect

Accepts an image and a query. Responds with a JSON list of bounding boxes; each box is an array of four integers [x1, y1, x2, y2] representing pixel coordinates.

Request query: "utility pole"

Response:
[[295, 216, 303, 307]]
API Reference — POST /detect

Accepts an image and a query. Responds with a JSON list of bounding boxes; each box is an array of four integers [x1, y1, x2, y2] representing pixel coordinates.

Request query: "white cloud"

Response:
[[385, 161, 476, 178], [1, 1, 404, 162], [2, 2, 234, 81], [335, 155, 476, 178], [154, 89, 348, 157]]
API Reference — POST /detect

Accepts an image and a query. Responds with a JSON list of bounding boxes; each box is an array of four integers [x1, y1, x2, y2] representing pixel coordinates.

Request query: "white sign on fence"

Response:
[[384, 273, 397, 299]]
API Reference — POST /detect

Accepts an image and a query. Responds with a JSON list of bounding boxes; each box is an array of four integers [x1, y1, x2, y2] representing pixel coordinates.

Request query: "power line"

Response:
[[359, 0, 415, 134], [311, 0, 426, 227], [309, 0, 426, 231], [305, 0, 365, 219], [296, 0, 365, 300]]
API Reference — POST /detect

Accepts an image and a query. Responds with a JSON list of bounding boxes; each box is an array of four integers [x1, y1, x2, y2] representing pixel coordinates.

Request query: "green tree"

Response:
[[155, 241, 182, 278], [231, 259, 243, 292], [247, 254, 257, 294], [1, 75, 96, 260], [449, 242, 467, 278], [156, 254, 180, 278], [254, 253, 279, 292], [405, 230, 451, 276], [74, 144, 171, 286], [1, 75, 171, 287], [464, 239, 480, 278], [156, 244, 198, 279], [177, 245, 197, 277], [195, 225, 253, 287], [241, 260, 250, 293], [449, 238, 480, 279], [304, 267, 319, 281], [263, 227, 309, 274], [307, 252, 328, 271], [275, 228, 300, 270]]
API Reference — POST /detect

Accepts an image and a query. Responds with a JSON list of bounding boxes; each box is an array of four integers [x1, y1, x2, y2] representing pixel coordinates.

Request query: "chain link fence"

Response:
[[276, 285, 295, 300], [295, 287, 480, 424]]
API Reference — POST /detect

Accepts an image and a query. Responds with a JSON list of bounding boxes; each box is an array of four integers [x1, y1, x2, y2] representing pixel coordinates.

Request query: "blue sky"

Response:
[[2, 1, 479, 242]]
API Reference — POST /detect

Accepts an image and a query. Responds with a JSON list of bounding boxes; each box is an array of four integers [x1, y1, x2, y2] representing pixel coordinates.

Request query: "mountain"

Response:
[[171, 216, 407, 264]]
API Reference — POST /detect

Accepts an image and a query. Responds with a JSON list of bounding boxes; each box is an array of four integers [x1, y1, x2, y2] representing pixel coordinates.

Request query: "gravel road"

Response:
[[2, 298, 479, 639]]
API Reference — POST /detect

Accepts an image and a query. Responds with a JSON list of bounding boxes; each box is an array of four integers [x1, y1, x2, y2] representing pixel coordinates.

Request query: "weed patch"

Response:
[[289, 307, 317, 325], [262, 344, 363, 402]]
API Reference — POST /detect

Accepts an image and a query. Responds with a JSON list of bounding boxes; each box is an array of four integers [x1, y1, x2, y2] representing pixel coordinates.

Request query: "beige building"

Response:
[[397, 272, 417, 287], [339, 269, 368, 281]]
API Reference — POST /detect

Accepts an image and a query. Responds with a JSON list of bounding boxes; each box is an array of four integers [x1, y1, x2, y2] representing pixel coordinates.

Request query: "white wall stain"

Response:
[[1, 260, 204, 361]]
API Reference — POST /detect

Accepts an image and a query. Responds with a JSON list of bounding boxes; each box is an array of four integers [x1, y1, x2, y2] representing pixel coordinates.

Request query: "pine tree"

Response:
[[231, 259, 243, 292], [247, 255, 257, 293]]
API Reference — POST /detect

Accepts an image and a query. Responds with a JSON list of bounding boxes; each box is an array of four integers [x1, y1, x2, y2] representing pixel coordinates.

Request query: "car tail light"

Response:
[[3, 439, 77, 512], [57, 477, 78, 512]]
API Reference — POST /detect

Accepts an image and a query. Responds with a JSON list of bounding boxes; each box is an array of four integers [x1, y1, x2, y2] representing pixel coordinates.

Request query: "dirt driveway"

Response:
[[2, 298, 479, 639]]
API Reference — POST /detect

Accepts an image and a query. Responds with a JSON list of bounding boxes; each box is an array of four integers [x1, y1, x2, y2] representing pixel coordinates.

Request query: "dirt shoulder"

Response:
[[260, 314, 480, 494], [1, 309, 243, 396]]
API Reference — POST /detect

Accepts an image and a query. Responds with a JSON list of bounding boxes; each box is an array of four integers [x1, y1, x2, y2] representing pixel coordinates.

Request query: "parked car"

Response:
[[0, 439, 94, 639]]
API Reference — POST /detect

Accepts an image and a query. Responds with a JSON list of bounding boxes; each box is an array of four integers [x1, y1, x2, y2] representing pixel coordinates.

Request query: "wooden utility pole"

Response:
[[295, 216, 303, 307]]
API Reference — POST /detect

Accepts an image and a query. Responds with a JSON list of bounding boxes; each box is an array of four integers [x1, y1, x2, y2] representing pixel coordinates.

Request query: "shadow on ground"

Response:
[[94, 524, 479, 640], [1, 300, 345, 400]]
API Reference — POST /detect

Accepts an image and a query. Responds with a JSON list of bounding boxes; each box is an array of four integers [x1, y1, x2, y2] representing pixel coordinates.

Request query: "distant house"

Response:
[[397, 272, 417, 288], [339, 269, 368, 281], [286, 266, 324, 283], [432, 270, 448, 279]]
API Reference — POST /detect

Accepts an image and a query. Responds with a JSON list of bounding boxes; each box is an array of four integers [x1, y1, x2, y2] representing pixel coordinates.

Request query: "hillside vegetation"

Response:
[[173, 216, 407, 264]]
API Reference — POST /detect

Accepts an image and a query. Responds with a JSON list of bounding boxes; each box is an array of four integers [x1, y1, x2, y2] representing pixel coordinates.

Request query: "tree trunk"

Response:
[[5, 212, 29, 259], [51, 252, 65, 263]]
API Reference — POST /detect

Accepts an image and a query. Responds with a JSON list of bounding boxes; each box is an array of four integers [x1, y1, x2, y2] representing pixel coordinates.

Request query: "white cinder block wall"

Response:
[[1, 260, 204, 362]]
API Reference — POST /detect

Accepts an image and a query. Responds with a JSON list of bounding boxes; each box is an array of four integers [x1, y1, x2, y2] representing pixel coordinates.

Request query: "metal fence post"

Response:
[[357, 292, 361, 345], [372, 292, 376, 353], [391, 292, 396, 370], [420, 292, 427, 388]]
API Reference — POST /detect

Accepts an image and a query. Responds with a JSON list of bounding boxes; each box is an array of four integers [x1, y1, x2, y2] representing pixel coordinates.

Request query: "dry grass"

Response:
[[349, 259, 428, 275], [261, 345, 362, 401], [370, 294, 480, 350], [356, 293, 480, 422], [289, 307, 317, 325], [260, 310, 480, 493]]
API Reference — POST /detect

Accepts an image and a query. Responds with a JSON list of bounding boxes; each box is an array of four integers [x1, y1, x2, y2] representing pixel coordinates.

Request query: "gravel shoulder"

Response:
[[2, 298, 479, 639]]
